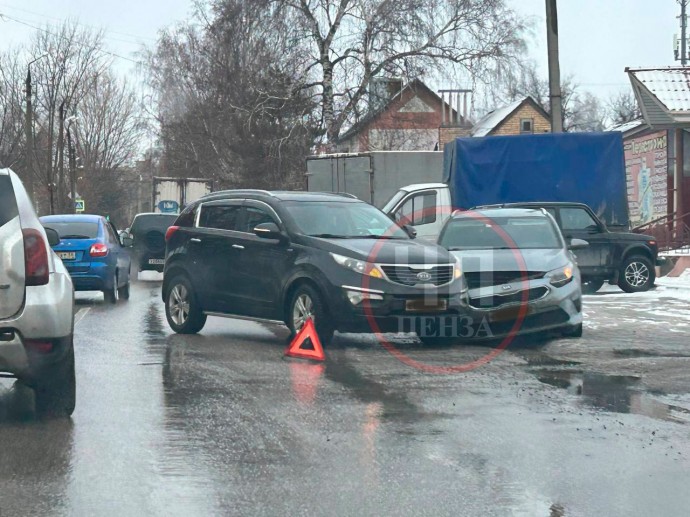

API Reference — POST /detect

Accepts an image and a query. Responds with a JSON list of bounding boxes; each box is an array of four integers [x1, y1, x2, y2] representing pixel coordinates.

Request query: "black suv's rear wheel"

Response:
[[618, 255, 655, 293], [288, 284, 334, 346], [165, 276, 207, 334]]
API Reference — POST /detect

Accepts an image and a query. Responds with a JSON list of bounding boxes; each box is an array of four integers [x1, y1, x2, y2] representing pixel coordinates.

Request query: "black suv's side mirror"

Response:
[[44, 227, 60, 247], [254, 222, 287, 243], [121, 234, 134, 247]]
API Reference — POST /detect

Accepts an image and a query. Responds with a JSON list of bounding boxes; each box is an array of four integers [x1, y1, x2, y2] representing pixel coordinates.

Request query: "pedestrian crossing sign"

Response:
[[75, 199, 85, 212]]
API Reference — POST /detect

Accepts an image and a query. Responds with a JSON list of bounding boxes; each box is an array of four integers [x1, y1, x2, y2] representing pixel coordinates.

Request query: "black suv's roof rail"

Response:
[[199, 189, 276, 201], [332, 192, 358, 199]]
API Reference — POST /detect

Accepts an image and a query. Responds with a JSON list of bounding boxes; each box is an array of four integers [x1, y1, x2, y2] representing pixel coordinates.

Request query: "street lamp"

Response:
[[24, 53, 49, 207]]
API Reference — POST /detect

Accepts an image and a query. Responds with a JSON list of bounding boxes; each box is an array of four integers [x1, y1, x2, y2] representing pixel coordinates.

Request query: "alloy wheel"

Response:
[[169, 284, 190, 326], [292, 293, 314, 331], [624, 261, 649, 288]]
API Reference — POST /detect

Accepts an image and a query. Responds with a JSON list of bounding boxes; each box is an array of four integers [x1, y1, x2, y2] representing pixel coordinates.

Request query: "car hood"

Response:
[[449, 248, 569, 273], [313, 237, 454, 265]]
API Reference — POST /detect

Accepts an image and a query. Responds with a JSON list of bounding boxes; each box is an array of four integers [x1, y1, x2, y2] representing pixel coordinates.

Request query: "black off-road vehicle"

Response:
[[474, 202, 660, 294], [127, 213, 178, 272]]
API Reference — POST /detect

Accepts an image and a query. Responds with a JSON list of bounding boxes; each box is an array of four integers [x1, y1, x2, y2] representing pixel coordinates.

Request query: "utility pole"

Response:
[[66, 126, 77, 214], [24, 68, 35, 203], [545, 0, 563, 132], [57, 101, 65, 213], [681, 0, 688, 65]]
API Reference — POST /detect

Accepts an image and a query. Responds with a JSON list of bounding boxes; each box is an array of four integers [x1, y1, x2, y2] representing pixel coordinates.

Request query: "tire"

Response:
[[165, 275, 207, 334], [103, 272, 119, 304], [34, 343, 76, 418], [287, 284, 334, 347], [618, 255, 655, 293], [561, 323, 583, 338], [581, 278, 605, 294], [118, 281, 130, 300]]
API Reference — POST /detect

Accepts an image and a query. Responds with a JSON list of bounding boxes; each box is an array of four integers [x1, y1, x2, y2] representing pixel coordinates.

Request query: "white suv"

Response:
[[0, 168, 75, 417]]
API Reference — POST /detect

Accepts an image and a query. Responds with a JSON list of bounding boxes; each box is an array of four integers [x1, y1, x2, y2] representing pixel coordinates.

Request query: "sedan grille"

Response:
[[470, 286, 549, 309], [380, 265, 454, 286], [464, 270, 545, 290]]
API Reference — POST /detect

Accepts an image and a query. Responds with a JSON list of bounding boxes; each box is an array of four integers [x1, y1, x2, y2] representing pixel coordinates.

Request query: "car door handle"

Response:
[[232, 244, 245, 250], [190, 238, 202, 243]]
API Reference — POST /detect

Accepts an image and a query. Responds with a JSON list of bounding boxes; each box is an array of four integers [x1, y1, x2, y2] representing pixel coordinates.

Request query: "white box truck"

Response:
[[152, 177, 214, 214]]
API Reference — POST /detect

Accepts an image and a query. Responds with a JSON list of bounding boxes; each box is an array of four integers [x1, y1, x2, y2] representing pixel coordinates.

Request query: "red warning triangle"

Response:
[[285, 318, 325, 361]]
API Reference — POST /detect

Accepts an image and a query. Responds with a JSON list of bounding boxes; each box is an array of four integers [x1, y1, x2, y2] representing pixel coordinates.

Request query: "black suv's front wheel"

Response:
[[618, 255, 655, 293], [288, 284, 334, 347], [165, 275, 207, 334]]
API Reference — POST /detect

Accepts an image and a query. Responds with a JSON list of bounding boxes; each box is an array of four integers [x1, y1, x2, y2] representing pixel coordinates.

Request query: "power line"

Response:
[[0, 1, 158, 44], [0, 12, 144, 65]]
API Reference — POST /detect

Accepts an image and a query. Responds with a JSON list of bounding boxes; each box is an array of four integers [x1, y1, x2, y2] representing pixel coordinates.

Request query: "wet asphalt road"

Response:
[[1, 276, 689, 516]]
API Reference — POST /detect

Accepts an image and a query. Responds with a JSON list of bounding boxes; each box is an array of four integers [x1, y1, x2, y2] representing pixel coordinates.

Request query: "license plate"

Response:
[[405, 298, 448, 313], [148, 258, 165, 265], [490, 305, 527, 322], [57, 252, 76, 260]]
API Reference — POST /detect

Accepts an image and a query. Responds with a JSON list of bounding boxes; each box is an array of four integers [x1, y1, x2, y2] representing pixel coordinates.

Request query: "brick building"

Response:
[[470, 96, 551, 137], [333, 79, 472, 153]]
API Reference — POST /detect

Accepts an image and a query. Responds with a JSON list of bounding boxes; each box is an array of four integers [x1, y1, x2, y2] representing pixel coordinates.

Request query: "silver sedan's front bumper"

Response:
[[466, 275, 582, 339]]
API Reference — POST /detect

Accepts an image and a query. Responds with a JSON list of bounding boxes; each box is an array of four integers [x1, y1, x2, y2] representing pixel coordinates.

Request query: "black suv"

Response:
[[127, 213, 178, 272], [475, 202, 659, 293], [162, 190, 467, 344]]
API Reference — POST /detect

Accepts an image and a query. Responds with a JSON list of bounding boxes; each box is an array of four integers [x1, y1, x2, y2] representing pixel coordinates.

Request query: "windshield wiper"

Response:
[[354, 234, 402, 240], [307, 233, 350, 239], [60, 234, 92, 239]]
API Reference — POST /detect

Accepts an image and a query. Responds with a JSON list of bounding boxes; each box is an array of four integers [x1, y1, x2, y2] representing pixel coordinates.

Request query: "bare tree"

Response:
[[0, 49, 25, 168], [607, 90, 640, 127], [283, 0, 527, 143], [75, 72, 147, 217], [147, 0, 317, 189], [28, 20, 107, 212]]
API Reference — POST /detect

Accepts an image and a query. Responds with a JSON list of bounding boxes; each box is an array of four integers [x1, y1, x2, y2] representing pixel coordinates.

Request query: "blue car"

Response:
[[40, 214, 132, 303]]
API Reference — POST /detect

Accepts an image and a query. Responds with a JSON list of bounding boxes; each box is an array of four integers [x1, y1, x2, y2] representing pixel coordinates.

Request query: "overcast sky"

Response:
[[0, 0, 681, 99]]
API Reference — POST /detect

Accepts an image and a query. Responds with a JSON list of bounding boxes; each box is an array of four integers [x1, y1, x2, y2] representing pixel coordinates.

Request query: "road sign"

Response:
[[75, 199, 85, 212]]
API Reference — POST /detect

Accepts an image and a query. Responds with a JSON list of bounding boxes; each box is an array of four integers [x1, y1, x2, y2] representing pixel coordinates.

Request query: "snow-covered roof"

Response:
[[627, 68, 690, 112], [627, 67, 690, 127], [608, 118, 646, 134], [471, 99, 525, 137], [470, 97, 548, 137]]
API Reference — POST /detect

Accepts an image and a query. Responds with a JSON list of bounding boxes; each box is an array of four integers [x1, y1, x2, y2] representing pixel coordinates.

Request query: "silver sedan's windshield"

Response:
[[440, 216, 562, 250]]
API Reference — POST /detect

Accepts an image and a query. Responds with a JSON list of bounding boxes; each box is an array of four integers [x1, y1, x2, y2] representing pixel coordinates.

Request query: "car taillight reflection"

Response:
[[22, 228, 50, 286], [89, 243, 109, 257], [165, 225, 179, 242]]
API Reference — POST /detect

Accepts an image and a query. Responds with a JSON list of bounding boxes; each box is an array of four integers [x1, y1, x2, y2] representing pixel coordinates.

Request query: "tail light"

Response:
[[22, 228, 49, 286], [89, 243, 109, 257], [165, 226, 179, 242]]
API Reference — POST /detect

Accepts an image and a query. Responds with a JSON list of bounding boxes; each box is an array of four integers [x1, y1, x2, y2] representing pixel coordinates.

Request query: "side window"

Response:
[[198, 205, 243, 231], [560, 208, 598, 232], [243, 207, 277, 233], [395, 191, 437, 226], [0, 175, 18, 228], [176, 205, 197, 227], [104, 221, 118, 244]]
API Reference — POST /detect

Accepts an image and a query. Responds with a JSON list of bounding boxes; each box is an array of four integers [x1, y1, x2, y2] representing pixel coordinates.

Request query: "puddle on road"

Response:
[[535, 370, 690, 424]]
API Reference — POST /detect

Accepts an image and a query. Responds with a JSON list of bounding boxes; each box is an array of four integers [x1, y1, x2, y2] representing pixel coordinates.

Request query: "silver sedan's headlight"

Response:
[[547, 263, 574, 287]]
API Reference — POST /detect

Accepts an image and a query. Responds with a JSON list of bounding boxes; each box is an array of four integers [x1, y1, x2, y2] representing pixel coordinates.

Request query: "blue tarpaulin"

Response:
[[443, 132, 629, 227]]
